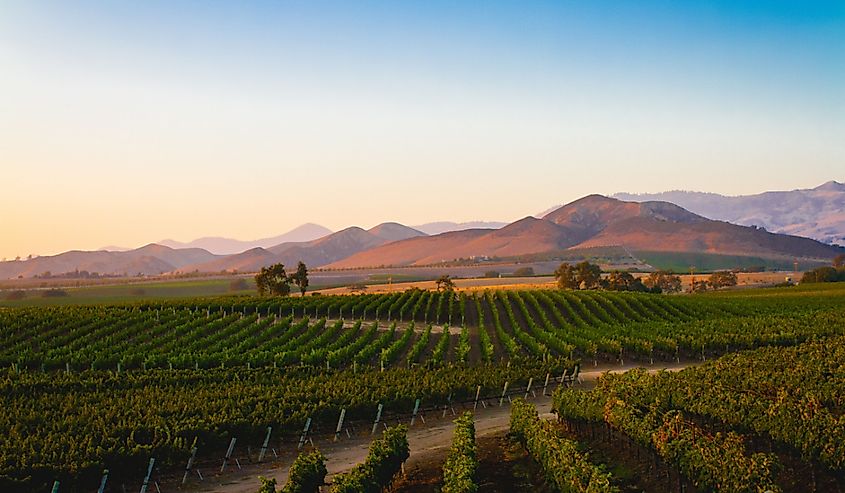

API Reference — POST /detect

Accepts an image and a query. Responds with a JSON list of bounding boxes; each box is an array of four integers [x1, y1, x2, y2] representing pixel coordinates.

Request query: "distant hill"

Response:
[[545, 195, 839, 260], [329, 195, 843, 268], [413, 221, 508, 235], [612, 181, 845, 245], [0, 244, 219, 279], [8, 189, 843, 278], [178, 223, 426, 274], [158, 223, 332, 255]]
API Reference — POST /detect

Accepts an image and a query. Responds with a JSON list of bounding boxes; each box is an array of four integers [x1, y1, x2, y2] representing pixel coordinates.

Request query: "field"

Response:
[[1, 283, 844, 492]]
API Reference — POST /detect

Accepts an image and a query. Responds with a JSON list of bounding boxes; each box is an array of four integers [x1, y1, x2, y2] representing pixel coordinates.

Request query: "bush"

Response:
[[282, 450, 327, 493], [229, 278, 249, 291], [41, 289, 68, 298], [3, 290, 26, 301], [512, 267, 535, 277], [483, 271, 500, 278]]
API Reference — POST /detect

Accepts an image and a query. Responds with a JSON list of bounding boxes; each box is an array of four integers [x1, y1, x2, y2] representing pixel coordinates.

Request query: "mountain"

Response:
[[413, 221, 509, 235], [368, 222, 427, 242], [612, 181, 845, 245], [177, 223, 426, 273], [544, 196, 839, 259], [158, 223, 332, 255], [328, 195, 843, 268], [0, 244, 219, 279]]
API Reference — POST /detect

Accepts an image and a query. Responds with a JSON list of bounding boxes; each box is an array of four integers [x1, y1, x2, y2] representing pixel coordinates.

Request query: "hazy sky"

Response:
[[1, 1, 843, 259]]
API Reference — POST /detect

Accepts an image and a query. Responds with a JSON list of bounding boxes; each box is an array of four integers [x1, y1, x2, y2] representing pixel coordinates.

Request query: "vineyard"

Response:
[[1, 284, 844, 491], [550, 336, 845, 492], [2, 285, 844, 372]]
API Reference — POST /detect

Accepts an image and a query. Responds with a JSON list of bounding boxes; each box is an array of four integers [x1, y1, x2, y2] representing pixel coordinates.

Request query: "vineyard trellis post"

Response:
[[97, 469, 109, 493], [298, 417, 312, 449], [542, 373, 550, 396], [410, 398, 421, 425], [524, 377, 534, 399], [182, 445, 198, 484], [220, 438, 236, 472], [258, 426, 272, 462], [334, 409, 346, 441], [473, 385, 482, 410], [372, 403, 383, 435], [51, 480, 59, 493], [499, 381, 509, 407], [139, 458, 155, 493]]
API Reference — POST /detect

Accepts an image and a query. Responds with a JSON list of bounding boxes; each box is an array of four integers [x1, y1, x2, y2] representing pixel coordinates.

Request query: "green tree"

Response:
[[643, 270, 682, 293], [436, 274, 455, 292], [605, 271, 646, 291], [833, 254, 845, 269], [554, 263, 578, 289], [575, 261, 602, 289], [255, 264, 291, 296], [512, 266, 535, 277], [708, 270, 738, 289], [290, 261, 309, 296]]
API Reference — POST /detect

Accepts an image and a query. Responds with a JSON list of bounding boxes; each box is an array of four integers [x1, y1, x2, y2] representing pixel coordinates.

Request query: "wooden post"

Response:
[[473, 385, 482, 410], [499, 382, 509, 407], [97, 470, 109, 493], [298, 418, 312, 449], [410, 398, 421, 426], [51, 481, 60, 493], [372, 404, 384, 435], [220, 439, 236, 472], [524, 378, 533, 399], [182, 447, 197, 484], [258, 427, 272, 462], [542, 373, 550, 396], [140, 458, 155, 493], [334, 409, 346, 442]]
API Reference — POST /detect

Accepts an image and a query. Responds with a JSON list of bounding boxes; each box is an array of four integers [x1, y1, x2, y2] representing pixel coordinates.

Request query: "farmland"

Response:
[[1, 283, 844, 492]]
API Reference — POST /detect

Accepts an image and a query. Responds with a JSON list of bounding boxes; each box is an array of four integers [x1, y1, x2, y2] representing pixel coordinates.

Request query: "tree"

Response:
[[605, 271, 646, 292], [289, 261, 309, 296], [554, 263, 578, 289], [255, 264, 291, 296], [575, 261, 602, 289], [708, 270, 738, 289], [690, 280, 709, 293], [512, 266, 535, 277], [436, 275, 455, 292], [643, 271, 682, 293], [834, 254, 845, 269]]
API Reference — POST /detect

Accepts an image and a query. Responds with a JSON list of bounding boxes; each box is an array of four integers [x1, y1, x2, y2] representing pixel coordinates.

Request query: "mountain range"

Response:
[[613, 181, 845, 246], [2, 185, 843, 279]]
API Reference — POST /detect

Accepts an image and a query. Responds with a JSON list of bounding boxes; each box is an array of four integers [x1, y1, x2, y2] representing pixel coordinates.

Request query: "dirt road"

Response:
[[168, 361, 693, 493]]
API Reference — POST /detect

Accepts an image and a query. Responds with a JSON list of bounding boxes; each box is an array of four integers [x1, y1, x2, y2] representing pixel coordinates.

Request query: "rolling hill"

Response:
[[328, 195, 843, 268], [612, 180, 845, 245], [5, 193, 843, 279], [0, 244, 219, 279], [158, 223, 332, 255]]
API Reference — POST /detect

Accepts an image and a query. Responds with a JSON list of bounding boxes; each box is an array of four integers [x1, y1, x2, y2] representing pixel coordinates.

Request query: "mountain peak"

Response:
[[814, 180, 845, 192], [368, 222, 427, 242]]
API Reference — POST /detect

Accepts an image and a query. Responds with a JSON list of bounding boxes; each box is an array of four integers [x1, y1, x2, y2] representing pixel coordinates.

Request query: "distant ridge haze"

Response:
[[613, 180, 845, 245], [3, 183, 843, 279], [158, 223, 333, 255]]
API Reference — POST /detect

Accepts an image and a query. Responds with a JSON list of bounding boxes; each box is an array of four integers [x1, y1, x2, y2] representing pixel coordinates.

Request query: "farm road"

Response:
[[171, 361, 694, 493]]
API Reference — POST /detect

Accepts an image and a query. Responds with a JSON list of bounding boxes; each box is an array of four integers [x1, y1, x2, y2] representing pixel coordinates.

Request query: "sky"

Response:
[[1, 0, 843, 259]]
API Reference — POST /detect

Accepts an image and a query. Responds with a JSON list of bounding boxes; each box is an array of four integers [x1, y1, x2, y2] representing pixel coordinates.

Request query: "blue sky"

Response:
[[0, 1, 843, 257]]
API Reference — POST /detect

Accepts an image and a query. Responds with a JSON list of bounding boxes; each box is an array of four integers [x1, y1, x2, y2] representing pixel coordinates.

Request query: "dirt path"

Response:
[[168, 361, 695, 493]]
